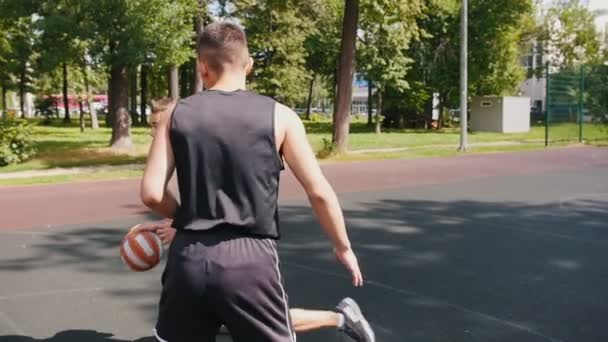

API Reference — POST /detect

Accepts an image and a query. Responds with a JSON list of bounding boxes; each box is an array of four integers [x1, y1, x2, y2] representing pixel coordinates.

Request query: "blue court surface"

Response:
[[1, 149, 607, 342]]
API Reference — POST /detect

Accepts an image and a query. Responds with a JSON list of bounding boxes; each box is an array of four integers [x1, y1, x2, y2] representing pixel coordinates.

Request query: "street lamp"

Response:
[[459, 0, 468, 152]]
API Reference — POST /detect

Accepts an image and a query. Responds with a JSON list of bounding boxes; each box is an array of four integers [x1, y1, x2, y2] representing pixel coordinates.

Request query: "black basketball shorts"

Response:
[[154, 228, 296, 342]]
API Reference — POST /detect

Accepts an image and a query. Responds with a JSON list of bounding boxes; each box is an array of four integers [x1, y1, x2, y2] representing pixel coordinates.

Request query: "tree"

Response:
[[36, 0, 86, 123], [358, 0, 424, 133], [234, 0, 320, 106], [0, 16, 13, 114], [82, 0, 197, 148], [585, 64, 608, 124], [303, 0, 342, 119], [0, 7, 37, 118], [468, 0, 533, 96], [333, 0, 359, 153], [541, 0, 601, 68], [384, 0, 533, 129], [193, 0, 206, 93]]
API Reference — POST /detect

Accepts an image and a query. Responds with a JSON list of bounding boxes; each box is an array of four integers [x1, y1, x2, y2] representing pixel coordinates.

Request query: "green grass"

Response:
[[1, 120, 152, 173], [1, 118, 606, 177], [0, 142, 576, 187], [326, 141, 574, 163], [306, 121, 608, 151]]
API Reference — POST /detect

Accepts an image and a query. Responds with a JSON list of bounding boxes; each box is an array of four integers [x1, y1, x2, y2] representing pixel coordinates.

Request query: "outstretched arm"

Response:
[[277, 103, 363, 287]]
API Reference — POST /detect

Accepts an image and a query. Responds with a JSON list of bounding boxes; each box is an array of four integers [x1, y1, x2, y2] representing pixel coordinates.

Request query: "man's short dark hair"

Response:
[[198, 21, 249, 74]]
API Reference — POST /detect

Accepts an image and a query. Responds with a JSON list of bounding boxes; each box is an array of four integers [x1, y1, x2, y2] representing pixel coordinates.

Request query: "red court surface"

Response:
[[1, 146, 606, 231]]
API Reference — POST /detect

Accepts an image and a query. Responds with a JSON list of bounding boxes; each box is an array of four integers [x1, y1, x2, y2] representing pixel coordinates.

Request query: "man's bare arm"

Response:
[[277, 103, 363, 286]]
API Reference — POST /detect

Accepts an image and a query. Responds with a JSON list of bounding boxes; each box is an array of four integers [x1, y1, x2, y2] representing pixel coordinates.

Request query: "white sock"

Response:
[[337, 313, 346, 329]]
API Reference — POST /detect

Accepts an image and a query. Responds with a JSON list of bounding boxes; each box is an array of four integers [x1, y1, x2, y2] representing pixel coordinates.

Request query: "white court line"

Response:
[[0, 311, 25, 335], [0, 287, 104, 301], [559, 192, 608, 209], [284, 261, 565, 342]]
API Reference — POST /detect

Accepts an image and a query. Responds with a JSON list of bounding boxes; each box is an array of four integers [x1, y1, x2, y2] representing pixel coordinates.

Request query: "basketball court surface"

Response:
[[1, 146, 607, 342]]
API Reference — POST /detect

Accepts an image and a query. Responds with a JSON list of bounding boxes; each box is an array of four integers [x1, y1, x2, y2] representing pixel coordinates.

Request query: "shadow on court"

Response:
[[0, 330, 155, 342], [1, 196, 607, 341]]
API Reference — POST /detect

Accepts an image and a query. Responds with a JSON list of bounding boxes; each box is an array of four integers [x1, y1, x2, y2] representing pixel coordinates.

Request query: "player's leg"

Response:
[[289, 299, 375, 342], [213, 237, 295, 342], [154, 231, 222, 342], [289, 308, 340, 332]]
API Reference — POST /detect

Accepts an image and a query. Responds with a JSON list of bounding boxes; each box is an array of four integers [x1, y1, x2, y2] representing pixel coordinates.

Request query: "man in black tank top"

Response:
[[140, 21, 374, 342]]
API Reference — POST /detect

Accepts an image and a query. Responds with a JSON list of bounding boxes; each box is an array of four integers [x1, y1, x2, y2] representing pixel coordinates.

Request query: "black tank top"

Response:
[[169, 90, 283, 238]]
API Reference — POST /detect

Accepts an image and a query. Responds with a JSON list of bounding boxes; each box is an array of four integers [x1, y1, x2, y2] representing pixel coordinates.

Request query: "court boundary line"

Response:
[[284, 261, 565, 342]]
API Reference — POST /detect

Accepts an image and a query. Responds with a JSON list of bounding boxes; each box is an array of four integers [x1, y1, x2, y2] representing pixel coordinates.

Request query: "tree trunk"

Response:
[[62, 62, 70, 122], [367, 79, 373, 126], [140, 64, 148, 125], [19, 69, 26, 118], [1, 84, 6, 116], [375, 90, 382, 134], [169, 66, 179, 99], [82, 65, 99, 129], [130, 66, 138, 125], [332, 68, 338, 122], [333, 0, 359, 153], [109, 65, 133, 149], [305, 74, 315, 120], [193, 0, 204, 93], [78, 99, 85, 132], [180, 63, 190, 98]]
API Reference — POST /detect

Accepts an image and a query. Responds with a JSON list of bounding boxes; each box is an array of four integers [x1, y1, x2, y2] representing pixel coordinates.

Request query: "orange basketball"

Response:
[[120, 225, 163, 272]]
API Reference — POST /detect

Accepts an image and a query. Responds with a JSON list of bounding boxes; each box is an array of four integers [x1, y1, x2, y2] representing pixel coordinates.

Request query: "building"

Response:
[[351, 73, 370, 116], [518, 40, 546, 114]]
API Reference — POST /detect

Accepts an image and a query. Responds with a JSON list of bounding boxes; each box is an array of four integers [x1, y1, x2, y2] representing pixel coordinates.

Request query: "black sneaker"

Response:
[[335, 297, 375, 342]]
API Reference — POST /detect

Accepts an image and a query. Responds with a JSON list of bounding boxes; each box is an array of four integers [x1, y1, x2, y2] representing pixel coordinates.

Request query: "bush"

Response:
[[316, 137, 337, 159], [0, 119, 36, 166], [35, 97, 58, 124]]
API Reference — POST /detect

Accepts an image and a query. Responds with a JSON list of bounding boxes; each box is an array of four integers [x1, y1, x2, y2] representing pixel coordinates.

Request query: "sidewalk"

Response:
[[0, 164, 145, 180]]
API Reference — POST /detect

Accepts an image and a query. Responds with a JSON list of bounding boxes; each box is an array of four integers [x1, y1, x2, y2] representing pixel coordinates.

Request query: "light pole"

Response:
[[459, 0, 468, 151]]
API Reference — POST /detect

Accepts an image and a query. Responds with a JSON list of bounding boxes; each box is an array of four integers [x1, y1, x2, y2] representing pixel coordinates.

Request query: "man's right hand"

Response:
[[335, 247, 363, 287], [157, 226, 176, 245]]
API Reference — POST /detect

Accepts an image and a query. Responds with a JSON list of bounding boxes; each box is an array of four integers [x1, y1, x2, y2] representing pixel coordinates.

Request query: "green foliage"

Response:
[[2, 16, 37, 98], [34, 97, 57, 122], [468, 0, 533, 96], [303, 0, 343, 98], [81, 0, 198, 68], [234, 0, 323, 105], [541, 0, 601, 68], [358, 0, 424, 93], [386, 0, 534, 128], [383, 80, 431, 128], [585, 64, 608, 124], [317, 137, 338, 158], [0, 119, 36, 166]]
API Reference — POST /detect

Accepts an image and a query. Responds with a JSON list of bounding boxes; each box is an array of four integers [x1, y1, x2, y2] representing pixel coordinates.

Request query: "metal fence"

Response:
[[545, 63, 608, 146]]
